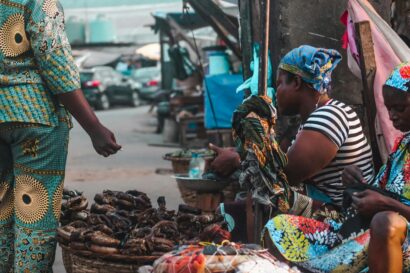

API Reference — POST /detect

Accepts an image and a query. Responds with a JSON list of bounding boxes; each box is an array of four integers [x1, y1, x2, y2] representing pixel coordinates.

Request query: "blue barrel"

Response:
[[90, 14, 116, 43]]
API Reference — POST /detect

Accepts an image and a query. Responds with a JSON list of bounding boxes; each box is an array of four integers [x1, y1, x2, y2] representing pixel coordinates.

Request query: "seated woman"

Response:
[[211, 45, 374, 208], [265, 62, 410, 273]]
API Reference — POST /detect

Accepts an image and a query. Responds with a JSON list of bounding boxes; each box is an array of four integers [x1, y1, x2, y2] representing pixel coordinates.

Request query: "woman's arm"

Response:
[[26, 0, 121, 157], [285, 130, 339, 186], [58, 90, 121, 157], [353, 190, 410, 220]]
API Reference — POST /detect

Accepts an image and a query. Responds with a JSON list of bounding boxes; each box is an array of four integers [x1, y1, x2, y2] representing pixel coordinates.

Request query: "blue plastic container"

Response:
[[208, 51, 230, 75], [203, 46, 230, 75], [204, 74, 244, 129]]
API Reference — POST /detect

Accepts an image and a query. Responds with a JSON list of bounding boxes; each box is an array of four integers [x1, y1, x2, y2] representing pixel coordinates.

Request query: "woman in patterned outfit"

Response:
[[265, 62, 410, 273], [0, 0, 121, 272]]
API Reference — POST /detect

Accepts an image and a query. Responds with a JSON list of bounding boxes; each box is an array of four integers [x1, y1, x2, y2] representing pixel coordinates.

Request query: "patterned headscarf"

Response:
[[278, 45, 342, 93], [384, 62, 410, 92]]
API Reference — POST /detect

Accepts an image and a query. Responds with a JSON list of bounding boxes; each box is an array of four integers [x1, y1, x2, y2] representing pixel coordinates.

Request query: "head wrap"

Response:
[[384, 62, 410, 92], [278, 45, 342, 93]]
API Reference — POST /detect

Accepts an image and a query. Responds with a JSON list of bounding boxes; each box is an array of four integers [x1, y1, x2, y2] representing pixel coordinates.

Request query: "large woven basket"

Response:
[[176, 180, 197, 207], [61, 244, 158, 273]]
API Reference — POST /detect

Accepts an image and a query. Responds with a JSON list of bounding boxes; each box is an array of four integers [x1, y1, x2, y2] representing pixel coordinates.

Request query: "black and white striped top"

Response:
[[300, 99, 374, 205]]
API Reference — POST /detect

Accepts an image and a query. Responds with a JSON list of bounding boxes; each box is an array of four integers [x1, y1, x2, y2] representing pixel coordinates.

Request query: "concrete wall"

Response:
[[269, 0, 391, 105], [268, 0, 391, 140]]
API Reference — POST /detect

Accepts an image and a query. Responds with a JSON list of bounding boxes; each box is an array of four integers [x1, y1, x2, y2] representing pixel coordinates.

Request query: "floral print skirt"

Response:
[[265, 214, 410, 273]]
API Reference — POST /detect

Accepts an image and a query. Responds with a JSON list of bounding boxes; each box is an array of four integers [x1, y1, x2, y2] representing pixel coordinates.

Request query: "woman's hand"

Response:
[[342, 165, 364, 186], [208, 144, 240, 177], [352, 190, 389, 218], [88, 124, 122, 157]]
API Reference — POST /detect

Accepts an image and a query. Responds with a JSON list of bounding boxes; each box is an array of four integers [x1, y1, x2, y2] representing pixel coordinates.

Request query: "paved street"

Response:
[[53, 106, 182, 272]]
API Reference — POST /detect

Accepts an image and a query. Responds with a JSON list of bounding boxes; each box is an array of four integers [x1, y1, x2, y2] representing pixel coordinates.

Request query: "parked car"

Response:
[[132, 66, 161, 101], [80, 66, 141, 110]]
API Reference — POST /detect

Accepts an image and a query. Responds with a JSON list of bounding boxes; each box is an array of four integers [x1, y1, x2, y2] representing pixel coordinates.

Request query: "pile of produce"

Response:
[[141, 242, 301, 273], [164, 148, 216, 159], [57, 190, 230, 259]]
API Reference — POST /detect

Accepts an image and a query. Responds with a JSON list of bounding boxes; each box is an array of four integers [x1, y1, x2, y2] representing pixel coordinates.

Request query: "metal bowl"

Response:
[[172, 174, 230, 192]]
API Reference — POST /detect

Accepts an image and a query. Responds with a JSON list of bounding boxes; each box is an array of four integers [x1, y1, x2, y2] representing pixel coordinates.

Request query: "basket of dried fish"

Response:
[[58, 190, 230, 273]]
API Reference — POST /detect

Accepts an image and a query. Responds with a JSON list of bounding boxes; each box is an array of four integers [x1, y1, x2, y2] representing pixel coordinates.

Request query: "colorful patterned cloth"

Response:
[[265, 132, 410, 273], [232, 96, 340, 217], [0, 111, 70, 272], [232, 95, 291, 211], [0, 0, 80, 126], [385, 62, 410, 92], [278, 45, 342, 93]]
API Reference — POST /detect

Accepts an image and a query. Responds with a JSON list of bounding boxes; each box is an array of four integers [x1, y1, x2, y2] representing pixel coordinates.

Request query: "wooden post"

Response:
[[246, 194, 254, 243], [355, 21, 383, 170], [159, 30, 166, 90], [238, 0, 253, 97], [257, 0, 271, 97], [249, 0, 272, 244]]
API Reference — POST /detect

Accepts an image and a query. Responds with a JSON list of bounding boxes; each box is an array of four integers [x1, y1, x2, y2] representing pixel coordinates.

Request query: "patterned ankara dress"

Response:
[[0, 0, 80, 271], [265, 132, 410, 273]]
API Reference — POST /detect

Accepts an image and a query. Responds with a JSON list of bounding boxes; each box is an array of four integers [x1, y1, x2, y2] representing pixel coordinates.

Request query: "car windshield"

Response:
[[133, 67, 159, 78], [80, 72, 94, 83]]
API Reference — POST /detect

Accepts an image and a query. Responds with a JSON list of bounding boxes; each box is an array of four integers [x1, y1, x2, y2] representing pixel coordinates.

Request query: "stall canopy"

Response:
[[184, 0, 241, 58], [151, 11, 211, 53], [135, 43, 161, 61], [152, 12, 208, 35]]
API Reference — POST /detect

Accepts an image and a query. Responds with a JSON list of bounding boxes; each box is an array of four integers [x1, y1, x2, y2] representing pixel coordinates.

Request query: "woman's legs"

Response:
[[0, 138, 15, 272], [369, 211, 407, 273], [3, 120, 70, 273]]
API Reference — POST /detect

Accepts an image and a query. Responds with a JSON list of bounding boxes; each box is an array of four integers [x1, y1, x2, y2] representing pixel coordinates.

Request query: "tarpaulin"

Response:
[[346, 0, 410, 156], [204, 74, 244, 129]]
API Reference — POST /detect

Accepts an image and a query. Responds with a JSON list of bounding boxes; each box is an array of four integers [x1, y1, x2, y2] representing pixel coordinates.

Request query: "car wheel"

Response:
[[96, 94, 110, 110], [130, 91, 139, 107]]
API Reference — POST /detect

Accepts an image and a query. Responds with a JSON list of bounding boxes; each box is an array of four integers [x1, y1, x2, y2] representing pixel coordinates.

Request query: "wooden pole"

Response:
[[251, 0, 272, 244], [238, 0, 253, 97], [257, 0, 271, 96], [159, 30, 166, 90], [355, 21, 383, 170]]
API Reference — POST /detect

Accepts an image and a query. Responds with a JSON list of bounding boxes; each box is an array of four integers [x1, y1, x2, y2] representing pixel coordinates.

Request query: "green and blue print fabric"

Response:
[[0, 0, 80, 126]]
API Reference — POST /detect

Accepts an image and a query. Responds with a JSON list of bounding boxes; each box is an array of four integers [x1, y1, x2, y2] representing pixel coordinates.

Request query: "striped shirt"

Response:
[[300, 99, 374, 205]]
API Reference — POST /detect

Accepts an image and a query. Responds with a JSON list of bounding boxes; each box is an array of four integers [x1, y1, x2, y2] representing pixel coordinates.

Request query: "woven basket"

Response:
[[60, 244, 158, 273], [164, 155, 215, 207], [62, 245, 73, 273], [171, 159, 190, 174], [176, 179, 240, 208], [176, 180, 197, 207], [163, 155, 214, 174]]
